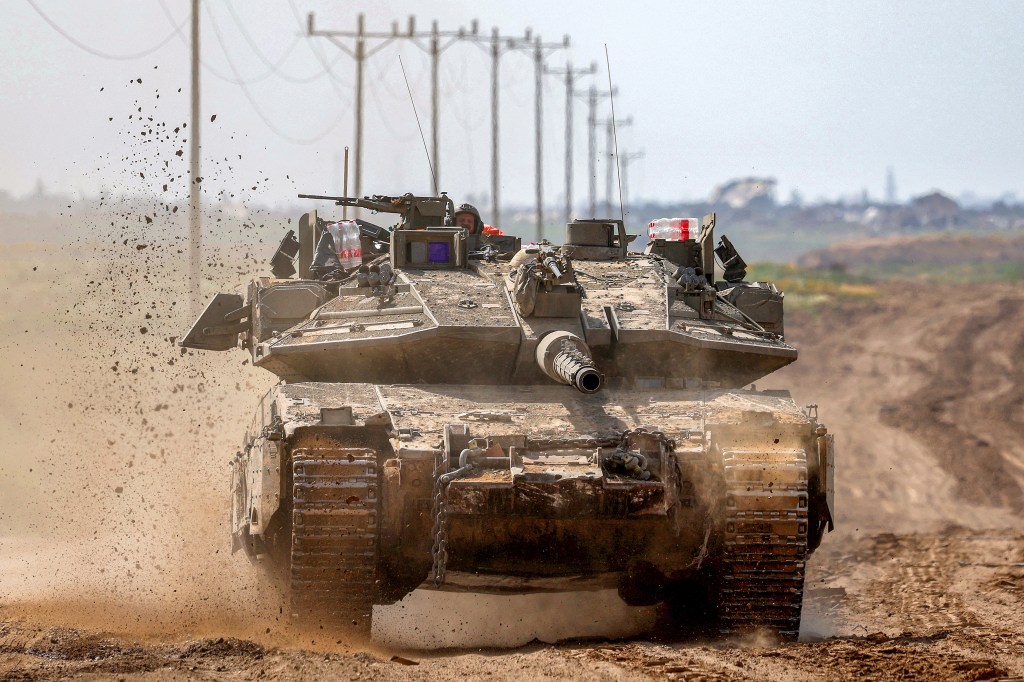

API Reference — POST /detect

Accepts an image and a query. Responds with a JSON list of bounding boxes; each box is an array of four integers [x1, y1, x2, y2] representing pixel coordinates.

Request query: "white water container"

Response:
[[647, 217, 698, 241], [327, 220, 362, 269]]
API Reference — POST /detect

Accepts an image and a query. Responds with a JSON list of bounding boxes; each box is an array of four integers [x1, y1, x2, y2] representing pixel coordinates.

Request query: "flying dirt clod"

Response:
[[181, 193, 836, 641]]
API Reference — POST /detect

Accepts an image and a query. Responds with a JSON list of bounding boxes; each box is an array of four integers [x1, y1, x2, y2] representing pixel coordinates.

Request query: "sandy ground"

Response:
[[1, 242, 1023, 680]]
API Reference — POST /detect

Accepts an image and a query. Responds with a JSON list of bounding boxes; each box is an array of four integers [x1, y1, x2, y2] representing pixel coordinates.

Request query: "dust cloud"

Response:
[[0, 237, 659, 652], [0, 79, 304, 645], [0, 77, 660, 646], [374, 589, 656, 649], [0, 74, 681, 652], [0, 239, 285, 643]]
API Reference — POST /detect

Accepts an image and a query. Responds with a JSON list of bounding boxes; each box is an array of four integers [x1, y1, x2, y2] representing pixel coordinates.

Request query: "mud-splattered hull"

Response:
[[232, 382, 833, 637]]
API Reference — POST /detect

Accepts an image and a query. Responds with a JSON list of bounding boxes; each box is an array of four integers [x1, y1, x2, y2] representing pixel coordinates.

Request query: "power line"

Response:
[[603, 114, 632, 217], [309, 15, 541, 208], [27, 0, 185, 60], [620, 149, 645, 215], [203, 1, 348, 145], [306, 13, 405, 208], [220, 0, 354, 86], [459, 27, 561, 229], [604, 45, 625, 224], [218, 0, 305, 79], [442, 52, 485, 134], [367, 42, 428, 107], [442, 51, 473, 94], [285, 0, 351, 96], [158, 0, 273, 85], [157, 0, 349, 88], [366, 55, 420, 141], [578, 85, 616, 216], [546, 61, 597, 223], [448, 84, 487, 133]]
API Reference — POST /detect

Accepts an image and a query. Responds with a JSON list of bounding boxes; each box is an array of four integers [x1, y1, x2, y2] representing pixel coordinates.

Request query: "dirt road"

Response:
[[3, 528, 1022, 680], [1, 244, 1022, 680]]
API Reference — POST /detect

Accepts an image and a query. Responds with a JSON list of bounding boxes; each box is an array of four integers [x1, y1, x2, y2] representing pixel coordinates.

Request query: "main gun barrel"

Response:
[[535, 331, 603, 394]]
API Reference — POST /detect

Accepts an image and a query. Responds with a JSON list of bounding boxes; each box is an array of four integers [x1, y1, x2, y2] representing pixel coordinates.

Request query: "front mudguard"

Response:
[[230, 434, 283, 555], [808, 428, 835, 551]]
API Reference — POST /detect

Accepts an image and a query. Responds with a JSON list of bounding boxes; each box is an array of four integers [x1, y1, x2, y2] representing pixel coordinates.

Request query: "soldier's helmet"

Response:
[[454, 203, 483, 233]]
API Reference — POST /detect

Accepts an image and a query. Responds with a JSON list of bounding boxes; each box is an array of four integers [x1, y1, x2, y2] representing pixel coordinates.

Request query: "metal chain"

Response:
[[429, 462, 472, 586], [429, 455, 448, 585]]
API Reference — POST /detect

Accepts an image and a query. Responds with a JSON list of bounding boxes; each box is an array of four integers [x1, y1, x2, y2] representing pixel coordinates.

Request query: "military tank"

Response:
[[182, 192, 835, 641]]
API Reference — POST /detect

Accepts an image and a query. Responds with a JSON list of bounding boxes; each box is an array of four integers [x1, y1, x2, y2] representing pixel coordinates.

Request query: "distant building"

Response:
[[911, 191, 959, 228], [709, 177, 777, 210]]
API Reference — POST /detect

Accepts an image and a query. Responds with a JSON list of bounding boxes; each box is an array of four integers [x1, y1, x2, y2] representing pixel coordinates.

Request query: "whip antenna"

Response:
[[604, 44, 625, 224], [399, 55, 438, 195]]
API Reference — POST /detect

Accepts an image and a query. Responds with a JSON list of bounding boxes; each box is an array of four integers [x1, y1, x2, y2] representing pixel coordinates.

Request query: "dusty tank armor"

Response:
[[184, 195, 835, 640]]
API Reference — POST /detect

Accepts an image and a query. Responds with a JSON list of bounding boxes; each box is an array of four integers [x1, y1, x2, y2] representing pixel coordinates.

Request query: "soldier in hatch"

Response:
[[454, 203, 503, 236]]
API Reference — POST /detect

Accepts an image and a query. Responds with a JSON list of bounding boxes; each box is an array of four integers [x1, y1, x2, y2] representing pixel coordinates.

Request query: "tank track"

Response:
[[289, 446, 379, 631], [717, 447, 809, 641]]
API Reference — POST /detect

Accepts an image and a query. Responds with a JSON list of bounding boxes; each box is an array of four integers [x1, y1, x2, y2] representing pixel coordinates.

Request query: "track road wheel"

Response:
[[715, 447, 810, 642], [289, 447, 380, 633]]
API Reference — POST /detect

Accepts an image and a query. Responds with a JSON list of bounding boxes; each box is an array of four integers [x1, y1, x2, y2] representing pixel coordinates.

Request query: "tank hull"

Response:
[[231, 381, 833, 639]]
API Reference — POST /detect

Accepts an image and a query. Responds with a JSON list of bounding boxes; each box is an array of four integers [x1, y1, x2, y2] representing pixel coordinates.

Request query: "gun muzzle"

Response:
[[542, 254, 563, 280], [535, 330, 602, 393]]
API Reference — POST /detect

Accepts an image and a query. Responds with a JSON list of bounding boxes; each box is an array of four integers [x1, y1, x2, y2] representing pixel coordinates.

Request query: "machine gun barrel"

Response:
[[297, 193, 351, 202], [297, 194, 397, 214], [535, 331, 603, 394], [542, 254, 564, 280]]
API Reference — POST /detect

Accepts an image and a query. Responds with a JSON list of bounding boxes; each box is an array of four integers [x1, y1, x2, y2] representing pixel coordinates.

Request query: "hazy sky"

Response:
[[2, 0, 1022, 210]]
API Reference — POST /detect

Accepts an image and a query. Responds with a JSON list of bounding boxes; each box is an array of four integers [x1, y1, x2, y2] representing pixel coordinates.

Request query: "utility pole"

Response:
[[309, 15, 481, 207], [604, 115, 632, 217], [582, 85, 615, 217], [189, 0, 201, 318], [308, 13, 395, 216], [354, 15, 365, 207], [309, 17, 569, 235], [523, 34, 569, 241], [533, 39, 543, 239], [430, 20, 440, 185], [620, 150, 645, 217], [490, 29, 500, 227], [412, 18, 474, 191], [545, 61, 597, 224], [463, 27, 541, 230]]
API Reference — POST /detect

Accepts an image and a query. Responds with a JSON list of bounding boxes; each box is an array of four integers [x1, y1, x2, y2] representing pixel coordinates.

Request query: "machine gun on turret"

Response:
[[297, 192, 455, 231], [511, 244, 583, 318]]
